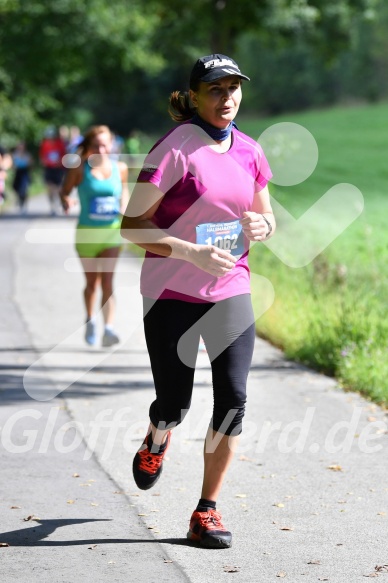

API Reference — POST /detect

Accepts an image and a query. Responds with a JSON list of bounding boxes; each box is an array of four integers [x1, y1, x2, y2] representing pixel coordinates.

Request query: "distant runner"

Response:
[[60, 125, 129, 347], [39, 126, 67, 215]]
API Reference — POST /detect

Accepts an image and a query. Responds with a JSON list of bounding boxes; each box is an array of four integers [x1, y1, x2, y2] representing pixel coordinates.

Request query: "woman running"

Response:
[[60, 125, 128, 347], [121, 54, 275, 548]]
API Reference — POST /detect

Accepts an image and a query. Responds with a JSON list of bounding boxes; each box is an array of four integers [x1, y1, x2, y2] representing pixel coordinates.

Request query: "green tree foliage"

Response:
[[0, 0, 386, 144], [150, 0, 378, 61], [0, 0, 163, 143], [237, 0, 385, 114]]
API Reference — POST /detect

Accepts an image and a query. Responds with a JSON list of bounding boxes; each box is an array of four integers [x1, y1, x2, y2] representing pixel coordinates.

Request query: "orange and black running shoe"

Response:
[[132, 431, 171, 490], [187, 509, 232, 548]]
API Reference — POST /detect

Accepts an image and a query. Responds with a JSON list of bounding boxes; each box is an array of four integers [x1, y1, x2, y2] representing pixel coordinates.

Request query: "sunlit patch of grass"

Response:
[[245, 101, 388, 404]]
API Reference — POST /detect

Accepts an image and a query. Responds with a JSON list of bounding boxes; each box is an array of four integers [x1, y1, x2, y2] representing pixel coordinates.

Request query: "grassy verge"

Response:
[[239, 102, 388, 405]]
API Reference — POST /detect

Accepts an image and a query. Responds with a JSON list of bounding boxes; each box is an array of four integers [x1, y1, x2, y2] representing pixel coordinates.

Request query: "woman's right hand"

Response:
[[188, 244, 237, 277]]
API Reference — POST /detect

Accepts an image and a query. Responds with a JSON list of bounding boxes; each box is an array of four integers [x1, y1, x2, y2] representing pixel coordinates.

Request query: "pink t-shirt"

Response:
[[137, 122, 272, 303]]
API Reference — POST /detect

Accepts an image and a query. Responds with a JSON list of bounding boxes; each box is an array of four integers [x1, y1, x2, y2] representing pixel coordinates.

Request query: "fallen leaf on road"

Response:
[[318, 578, 329, 581], [90, 503, 99, 507], [375, 565, 388, 572], [327, 465, 343, 472], [23, 515, 40, 522], [235, 494, 247, 498], [164, 560, 173, 564], [363, 574, 379, 578], [224, 565, 240, 573], [367, 416, 377, 422], [239, 455, 255, 462], [279, 526, 294, 531], [276, 570, 287, 577], [10, 506, 21, 509], [72, 473, 80, 478], [377, 512, 386, 516], [88, 545, 97, 550], [307, 559, 321, 565], [67, 500, 75, 504], [273, 503, 285, 508]]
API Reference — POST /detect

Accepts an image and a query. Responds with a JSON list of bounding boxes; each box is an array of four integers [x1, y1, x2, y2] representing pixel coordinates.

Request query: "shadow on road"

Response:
[[0, 518, 194, 548]]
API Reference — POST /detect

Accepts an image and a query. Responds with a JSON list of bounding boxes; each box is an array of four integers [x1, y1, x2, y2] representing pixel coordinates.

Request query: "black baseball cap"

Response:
[[189, 54, 250, 89]]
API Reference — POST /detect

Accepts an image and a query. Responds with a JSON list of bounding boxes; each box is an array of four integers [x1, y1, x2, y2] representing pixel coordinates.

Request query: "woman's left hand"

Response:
[[60, 195, 77, 214], [240, 211, 270, 242]]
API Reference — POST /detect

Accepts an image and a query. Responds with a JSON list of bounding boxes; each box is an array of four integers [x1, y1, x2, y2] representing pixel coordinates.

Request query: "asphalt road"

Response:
[[1, 194, 387, 583]]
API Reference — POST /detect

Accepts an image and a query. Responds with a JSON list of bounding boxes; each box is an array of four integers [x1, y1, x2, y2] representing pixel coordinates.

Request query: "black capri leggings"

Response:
[[143, 294, 256, 436]]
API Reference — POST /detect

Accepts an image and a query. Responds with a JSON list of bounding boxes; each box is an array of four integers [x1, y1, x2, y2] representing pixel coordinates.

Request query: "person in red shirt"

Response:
[[39, 126, 67, 215]]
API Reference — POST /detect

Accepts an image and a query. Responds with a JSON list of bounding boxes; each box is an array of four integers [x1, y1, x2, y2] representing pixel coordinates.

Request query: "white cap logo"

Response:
[[204, 58, 237, 69]]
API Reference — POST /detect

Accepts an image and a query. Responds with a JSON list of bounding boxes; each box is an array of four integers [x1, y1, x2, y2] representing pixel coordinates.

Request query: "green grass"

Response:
[[238, 102, 388, 404], [29, 170, 45, 196]]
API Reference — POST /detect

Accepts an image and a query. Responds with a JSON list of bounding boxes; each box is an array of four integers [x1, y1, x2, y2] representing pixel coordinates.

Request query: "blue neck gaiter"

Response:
[[191, 113, 238, 142]]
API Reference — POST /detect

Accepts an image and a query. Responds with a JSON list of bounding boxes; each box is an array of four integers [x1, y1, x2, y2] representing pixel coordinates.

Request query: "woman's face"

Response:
[[87, 131, 112, 165], [190, 75, 242, 128], [88, 131, 112, 156]]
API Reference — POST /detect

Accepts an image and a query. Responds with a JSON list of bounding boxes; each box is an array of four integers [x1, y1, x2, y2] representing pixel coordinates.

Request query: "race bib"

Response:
[[196, 220, 244, 258], [47, 151, 60, 163], [88, 197, 120, 220]]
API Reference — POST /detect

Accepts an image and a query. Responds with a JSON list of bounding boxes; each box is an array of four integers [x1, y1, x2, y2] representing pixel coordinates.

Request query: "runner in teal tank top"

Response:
[[77, 159, 122, 227], [60, 125, 129, 347]]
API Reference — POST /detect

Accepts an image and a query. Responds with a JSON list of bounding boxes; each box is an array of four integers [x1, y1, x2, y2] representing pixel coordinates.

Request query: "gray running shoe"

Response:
[[102, 329, 120, 347]]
